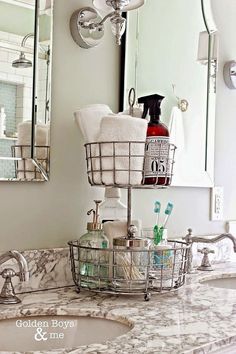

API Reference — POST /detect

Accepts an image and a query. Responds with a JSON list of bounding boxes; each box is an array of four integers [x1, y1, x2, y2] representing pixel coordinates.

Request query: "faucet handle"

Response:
[[197, 248, 215, 271], [0, 268, 21, 304], [0, 268, 17, 278]]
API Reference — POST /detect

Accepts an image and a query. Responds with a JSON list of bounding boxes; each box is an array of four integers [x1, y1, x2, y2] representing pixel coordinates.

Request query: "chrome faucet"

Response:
[[183, 229, 236, 272], [0, 251, 29, 305]]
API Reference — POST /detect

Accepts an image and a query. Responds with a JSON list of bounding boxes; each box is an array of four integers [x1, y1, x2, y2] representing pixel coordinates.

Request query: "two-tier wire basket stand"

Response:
[[68, 141, 190, 301]]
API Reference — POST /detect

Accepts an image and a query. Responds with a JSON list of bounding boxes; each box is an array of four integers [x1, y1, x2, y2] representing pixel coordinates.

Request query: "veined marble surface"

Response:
[[1, 263, 236, 353], [0, 248, 73, 293]]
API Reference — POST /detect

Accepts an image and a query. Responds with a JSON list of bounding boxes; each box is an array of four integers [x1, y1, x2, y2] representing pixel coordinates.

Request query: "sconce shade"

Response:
[[197, 31, 219, 64], [93, 0, 145, 12]]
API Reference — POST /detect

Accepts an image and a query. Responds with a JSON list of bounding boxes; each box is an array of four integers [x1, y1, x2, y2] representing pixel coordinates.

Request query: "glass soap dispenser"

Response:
[[79, 200, 109, 289]]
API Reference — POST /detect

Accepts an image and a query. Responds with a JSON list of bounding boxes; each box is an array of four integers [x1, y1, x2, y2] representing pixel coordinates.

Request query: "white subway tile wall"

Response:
[[0, 81, 17, 134], [0, 30, 48, 178], [0, 139, 16, 178]]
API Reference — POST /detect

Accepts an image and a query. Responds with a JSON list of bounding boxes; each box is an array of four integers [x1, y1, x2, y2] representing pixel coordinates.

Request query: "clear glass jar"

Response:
[[112, 226, 150, 291], [79, 229, 109, 289]]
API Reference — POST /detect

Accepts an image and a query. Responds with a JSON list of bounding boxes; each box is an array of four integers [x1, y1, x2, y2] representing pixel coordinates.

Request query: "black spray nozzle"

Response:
[[138, 94, 165, 119]]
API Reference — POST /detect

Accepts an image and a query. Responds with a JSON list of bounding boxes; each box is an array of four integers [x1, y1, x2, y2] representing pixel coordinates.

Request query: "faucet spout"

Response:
[[191, 233, 236, 253], [0, 250, 29, 281]]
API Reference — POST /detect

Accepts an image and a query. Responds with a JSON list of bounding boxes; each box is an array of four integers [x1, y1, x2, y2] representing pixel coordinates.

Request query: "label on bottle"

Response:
[[144, 136, 170, 178], [153, 249, 173, 269]]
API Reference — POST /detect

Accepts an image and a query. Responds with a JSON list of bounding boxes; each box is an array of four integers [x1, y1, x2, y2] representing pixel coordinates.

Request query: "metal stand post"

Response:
[[127, 187, 132, 234]]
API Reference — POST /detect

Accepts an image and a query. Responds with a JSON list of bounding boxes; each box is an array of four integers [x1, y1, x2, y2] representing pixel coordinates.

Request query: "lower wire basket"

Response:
[[68, 240, 190, 301]]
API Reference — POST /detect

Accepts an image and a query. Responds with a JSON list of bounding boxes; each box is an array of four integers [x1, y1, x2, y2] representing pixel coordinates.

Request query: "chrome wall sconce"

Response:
[[70, 0, 145, 49]]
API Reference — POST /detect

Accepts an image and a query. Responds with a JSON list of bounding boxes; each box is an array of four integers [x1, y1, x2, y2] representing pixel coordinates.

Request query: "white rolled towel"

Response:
[[74, 104, 113, 143], [88, 115, 147, 185]]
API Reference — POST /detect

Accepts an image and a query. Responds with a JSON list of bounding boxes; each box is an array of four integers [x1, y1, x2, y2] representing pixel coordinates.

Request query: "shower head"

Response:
[[12, 52, 32, 68]]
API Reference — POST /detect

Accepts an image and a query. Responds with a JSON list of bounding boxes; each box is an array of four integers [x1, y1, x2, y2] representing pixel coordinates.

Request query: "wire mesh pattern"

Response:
[[84, 141, 176, 187], [68, 240, 190, 301], [11, 145, 50, 180]]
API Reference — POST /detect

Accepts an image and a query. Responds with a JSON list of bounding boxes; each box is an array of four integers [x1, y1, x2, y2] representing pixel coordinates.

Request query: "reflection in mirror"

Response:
[[123, 0, 218, 187], [0, 0, 53, 181]]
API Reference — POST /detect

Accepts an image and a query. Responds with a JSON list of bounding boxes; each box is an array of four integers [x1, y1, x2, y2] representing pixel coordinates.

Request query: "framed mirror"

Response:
[[121, 0, 218, 187], [0, 0, 53, 181]]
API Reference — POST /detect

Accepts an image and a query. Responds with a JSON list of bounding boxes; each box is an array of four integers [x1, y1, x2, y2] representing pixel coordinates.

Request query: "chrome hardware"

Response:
[[127, 224, 137, 238], [172, 84, 189, 112], [70, 1, 144, 48], [0, 251, 29, 305], [197, 247, 215, 271], [182, 228, 194, 273], [128, 87, 136, 116], [183, 229, 236, 273]]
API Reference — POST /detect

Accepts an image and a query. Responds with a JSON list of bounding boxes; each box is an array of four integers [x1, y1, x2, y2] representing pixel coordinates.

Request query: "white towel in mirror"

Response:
[[169, 106, 185, 153]]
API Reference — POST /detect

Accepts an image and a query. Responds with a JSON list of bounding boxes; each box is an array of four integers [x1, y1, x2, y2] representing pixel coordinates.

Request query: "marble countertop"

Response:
[[1, 262, 236, 354]]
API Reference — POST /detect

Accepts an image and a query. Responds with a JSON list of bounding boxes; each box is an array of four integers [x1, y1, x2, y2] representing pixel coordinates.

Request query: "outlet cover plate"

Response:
[[211, 187, 224, 221]]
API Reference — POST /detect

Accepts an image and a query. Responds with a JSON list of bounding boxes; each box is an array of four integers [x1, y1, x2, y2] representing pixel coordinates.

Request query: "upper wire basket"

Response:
[[68, 239, 190, 301], [84, 141, 176, 188]]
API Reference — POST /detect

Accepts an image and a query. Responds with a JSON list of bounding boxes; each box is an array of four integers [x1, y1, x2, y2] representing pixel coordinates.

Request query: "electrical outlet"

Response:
[[210, 187, 224, 221]]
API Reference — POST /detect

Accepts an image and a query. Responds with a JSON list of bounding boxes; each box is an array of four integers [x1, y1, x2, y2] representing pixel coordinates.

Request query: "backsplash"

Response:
[[0, 248, 73, 294]]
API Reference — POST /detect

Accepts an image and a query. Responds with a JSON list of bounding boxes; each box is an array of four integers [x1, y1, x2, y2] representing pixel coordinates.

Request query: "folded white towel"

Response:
[[89, 115, 147, 185], [169, 106, 185, 153], [74, 104, 113, 143]]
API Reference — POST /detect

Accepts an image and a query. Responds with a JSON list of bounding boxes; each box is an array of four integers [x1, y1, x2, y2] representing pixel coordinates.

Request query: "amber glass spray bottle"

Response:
[[138, 94, 170, 186]]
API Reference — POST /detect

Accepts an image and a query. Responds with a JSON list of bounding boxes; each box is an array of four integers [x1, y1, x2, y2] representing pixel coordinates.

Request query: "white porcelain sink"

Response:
[[0, 315, 131, 352], [201, 276, 236, 290]]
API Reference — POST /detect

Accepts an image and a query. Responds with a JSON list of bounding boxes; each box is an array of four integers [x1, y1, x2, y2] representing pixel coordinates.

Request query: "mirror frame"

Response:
[[0, 0, 50, 182], [120, 0, 218, 188]]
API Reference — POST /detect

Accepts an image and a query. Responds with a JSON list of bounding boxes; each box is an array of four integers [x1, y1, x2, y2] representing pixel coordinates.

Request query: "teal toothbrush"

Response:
[[154, 201, 161, 227], [162, 202, 174, 229], [153, 201, 161, 245]]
